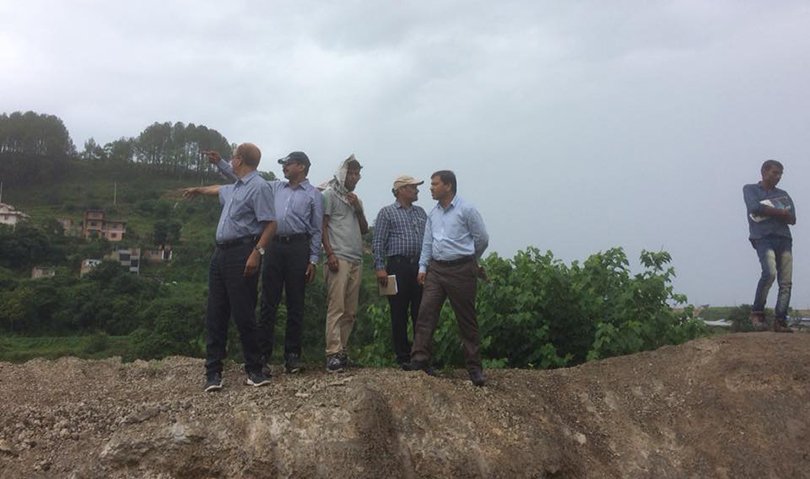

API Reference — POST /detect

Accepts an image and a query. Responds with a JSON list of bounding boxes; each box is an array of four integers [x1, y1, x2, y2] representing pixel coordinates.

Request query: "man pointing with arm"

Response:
[[183, 143, 276, 391]]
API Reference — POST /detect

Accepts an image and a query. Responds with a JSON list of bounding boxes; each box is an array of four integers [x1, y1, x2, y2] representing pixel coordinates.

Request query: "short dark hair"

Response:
[[431, 170, 457, 194], [761, 159, 783, 173]]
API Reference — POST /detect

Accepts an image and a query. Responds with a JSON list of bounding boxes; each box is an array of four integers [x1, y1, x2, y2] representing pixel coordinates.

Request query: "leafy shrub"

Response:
[[375, 247, 707, 370], [82, 331, 110, 354], [130, 296, 205, 359]]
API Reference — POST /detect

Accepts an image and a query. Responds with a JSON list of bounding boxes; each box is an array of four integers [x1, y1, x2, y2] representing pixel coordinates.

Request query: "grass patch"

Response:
[[0, 335, 133, 362]]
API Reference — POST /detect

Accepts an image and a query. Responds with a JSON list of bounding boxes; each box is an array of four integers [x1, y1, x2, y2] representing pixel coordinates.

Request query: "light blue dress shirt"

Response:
[[215, 171, 276, 243], [217, 159, 324, 263], [418, 195, 489, 273]]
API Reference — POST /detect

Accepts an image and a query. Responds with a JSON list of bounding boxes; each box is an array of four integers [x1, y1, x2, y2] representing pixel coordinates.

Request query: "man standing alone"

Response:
[[404, 170, 489, 386], [322, 155, 368, 372], [372, 175, 427, 366], [743, 159, 796, 332], [183, 143, 276, 391]]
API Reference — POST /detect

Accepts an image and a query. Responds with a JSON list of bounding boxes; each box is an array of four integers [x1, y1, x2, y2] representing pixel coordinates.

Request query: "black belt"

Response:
[[388, 255, 420, 265], [216, 236, 258, 249], [432, 256, 474, 267], [274, 233, 310, 244]]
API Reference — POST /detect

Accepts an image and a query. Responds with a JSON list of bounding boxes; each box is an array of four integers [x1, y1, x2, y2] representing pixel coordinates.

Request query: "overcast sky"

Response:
[[2, 0, 809, 307]]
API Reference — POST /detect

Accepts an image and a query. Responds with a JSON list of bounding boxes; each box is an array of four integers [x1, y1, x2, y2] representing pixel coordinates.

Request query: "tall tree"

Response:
[[0, 111, 76, 185]]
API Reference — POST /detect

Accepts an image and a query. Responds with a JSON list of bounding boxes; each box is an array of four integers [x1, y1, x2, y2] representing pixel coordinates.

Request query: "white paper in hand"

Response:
[[379, 275, 398, 295]]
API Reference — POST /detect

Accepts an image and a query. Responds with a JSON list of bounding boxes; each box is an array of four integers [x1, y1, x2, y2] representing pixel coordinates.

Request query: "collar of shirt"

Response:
[[395, 200, 415, 210], [281, 178, 312, 190], [237, 170, 259, 186], [437, 195, 459, 212]]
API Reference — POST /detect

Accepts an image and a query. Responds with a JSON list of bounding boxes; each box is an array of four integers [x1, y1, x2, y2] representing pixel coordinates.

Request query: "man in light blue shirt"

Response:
[[182, 143, 277, 391], [403, 170, 489, 386], [213, 151, 323, 374]]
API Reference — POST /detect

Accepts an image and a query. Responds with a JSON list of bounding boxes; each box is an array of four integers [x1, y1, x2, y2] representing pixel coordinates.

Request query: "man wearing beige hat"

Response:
[[372, 175, 428, 366]]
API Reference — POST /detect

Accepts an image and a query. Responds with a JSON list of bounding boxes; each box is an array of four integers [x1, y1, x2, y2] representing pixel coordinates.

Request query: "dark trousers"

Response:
[[410, 259, 481, 371], [386, 256, 422, 364], [258, 236, 309, 361], [205, 243, 263, 376]]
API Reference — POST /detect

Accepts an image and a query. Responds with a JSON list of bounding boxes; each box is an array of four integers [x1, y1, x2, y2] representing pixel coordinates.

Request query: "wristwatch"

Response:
[[254, 245, 265, 256]]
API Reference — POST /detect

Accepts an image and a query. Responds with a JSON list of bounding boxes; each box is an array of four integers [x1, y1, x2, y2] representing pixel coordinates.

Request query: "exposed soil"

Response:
[[1, 333, 809, 478]]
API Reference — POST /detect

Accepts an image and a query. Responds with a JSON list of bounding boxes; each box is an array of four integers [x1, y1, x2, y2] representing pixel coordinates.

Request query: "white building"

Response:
[[0, 203, 30, 229]]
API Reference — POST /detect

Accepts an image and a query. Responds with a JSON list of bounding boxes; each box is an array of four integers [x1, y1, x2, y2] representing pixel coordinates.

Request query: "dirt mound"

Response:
[[1, 333, 809, 478]]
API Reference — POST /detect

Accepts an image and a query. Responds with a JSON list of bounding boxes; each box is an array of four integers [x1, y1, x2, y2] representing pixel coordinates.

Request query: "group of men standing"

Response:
[[182, 143, 490, 392], [180, 149, 795, 393]]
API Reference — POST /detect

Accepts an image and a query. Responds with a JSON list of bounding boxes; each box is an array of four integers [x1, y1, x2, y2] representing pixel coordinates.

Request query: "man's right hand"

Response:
[[326, 253, 339, 272], [181, 184, 221, 198], [181, 187, 200, 199], [417, 272, 426, 286], [202, 150, 222, 164], [376, 269, 388, 287]]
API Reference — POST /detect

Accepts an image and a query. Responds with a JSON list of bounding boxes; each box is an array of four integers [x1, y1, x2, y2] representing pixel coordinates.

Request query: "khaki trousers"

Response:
[[324, 257, 362, 356]]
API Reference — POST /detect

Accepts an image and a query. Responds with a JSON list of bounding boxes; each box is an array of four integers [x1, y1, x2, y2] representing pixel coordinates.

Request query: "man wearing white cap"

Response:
[[372, 175, 428, 366]]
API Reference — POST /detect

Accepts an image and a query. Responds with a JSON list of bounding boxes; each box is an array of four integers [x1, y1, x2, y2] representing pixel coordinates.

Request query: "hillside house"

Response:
[[31, 266, 56, 279], [143, 246, 173, 264], [0, 203, 30, 229], [105, 247, 141, 274], [82, 210, 126, 241], [56, 218, 83, 237], [80, 259, 103, 276]]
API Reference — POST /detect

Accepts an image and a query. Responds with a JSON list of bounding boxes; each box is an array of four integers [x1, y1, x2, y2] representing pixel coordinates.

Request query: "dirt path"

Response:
[[1, 333, 808, 478]]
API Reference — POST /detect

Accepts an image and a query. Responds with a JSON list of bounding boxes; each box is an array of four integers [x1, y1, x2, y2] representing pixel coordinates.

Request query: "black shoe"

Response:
[[469, 369, 486, 387], [401, 359, 427, 371], [245, 371, 272, 387], [204, 372, 223, 392], [326, 355, 344, 373], [338, 351, 350, 370], [402, 360, 436, 376], [285, 353, 303, 374]]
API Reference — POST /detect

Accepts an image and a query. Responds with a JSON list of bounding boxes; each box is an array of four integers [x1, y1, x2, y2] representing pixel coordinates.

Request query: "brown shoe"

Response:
[[772, 318, 794, 333], [749, 312, 767, 331]]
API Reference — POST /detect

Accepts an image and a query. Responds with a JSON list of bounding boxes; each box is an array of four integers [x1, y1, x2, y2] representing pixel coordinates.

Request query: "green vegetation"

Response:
[[0, 334, 132, 362], [0, 109, 709, 367], [357, 248, 706, 369]]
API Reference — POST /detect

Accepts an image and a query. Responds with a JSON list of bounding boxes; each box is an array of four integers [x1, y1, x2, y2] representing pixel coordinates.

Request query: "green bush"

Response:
[[82, 331, 110, 354], [130, 296, 205, 359], [371, 247, 707, 370]]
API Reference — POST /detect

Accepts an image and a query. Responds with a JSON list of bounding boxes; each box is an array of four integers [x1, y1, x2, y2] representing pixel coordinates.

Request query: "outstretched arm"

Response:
[[204, 150, 239, 182], [181, 184, 222, 198]]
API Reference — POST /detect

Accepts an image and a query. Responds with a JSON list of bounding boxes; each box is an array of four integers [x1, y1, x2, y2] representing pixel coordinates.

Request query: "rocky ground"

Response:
[[1, 332, 809, 478]]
